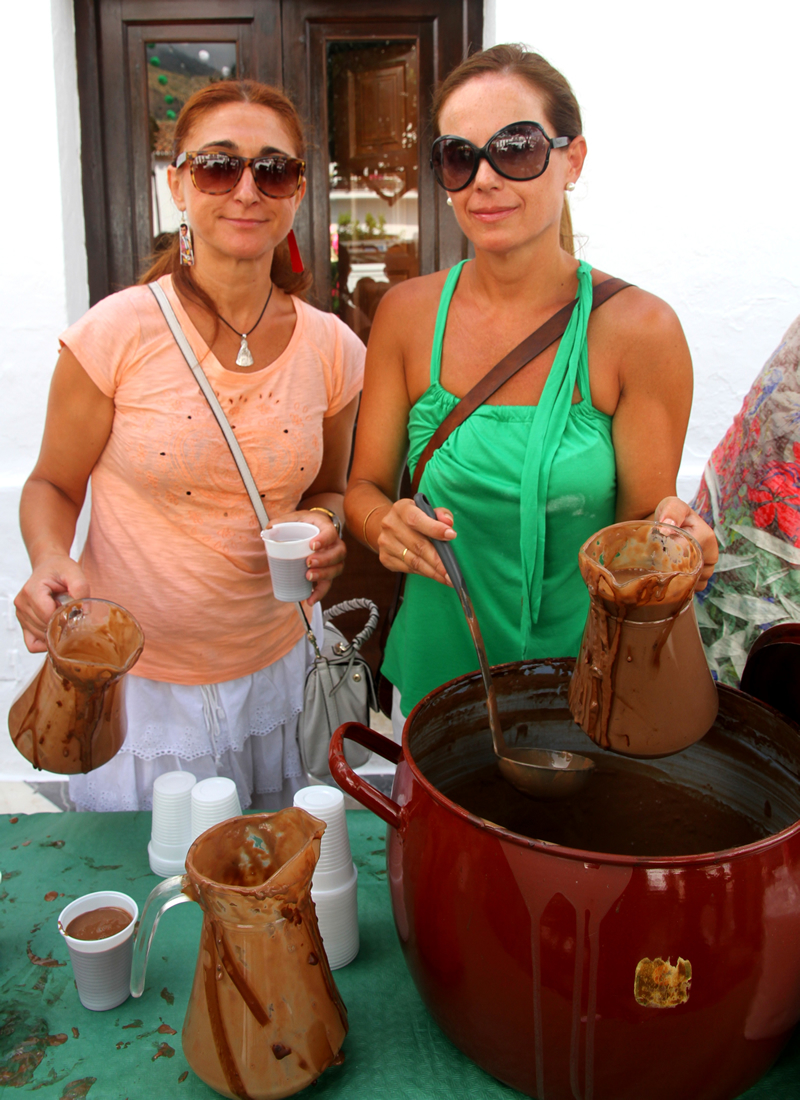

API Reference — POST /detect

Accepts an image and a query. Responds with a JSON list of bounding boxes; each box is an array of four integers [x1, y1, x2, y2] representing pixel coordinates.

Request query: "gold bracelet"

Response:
[[308, 506, 341, 538], [362, 503, 389, 551]]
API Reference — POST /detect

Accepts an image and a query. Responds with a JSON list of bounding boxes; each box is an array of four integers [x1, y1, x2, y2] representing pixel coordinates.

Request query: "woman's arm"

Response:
[[14, 347, 115, 650], [607, 291, 718, 587], [344, 289, 453, 587], [269, 394, 359, 606]]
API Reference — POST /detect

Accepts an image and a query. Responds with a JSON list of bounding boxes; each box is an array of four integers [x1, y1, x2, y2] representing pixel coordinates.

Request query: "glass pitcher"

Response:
[[569, 520, 718, 757], [8, 598, 144, 773], [131, 809, 348, 1100]]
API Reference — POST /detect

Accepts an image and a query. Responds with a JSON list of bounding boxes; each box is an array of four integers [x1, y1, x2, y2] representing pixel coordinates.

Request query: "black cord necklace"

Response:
[[216, 282, 274, 368]]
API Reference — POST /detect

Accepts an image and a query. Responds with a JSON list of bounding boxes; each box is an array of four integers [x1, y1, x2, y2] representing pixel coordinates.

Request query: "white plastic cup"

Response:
[[149, 770, 196, 877], [293, 786, 353, 888], [313, 866, 359, 969], [261, 522, 320, 601], [294, 786, 359, 968], [58, 891, 138, 1011], [190, 777, 242, 841]]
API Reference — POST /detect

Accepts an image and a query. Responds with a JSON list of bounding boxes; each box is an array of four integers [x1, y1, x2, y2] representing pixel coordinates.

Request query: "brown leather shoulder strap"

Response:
[[410, 276, 632, 494]]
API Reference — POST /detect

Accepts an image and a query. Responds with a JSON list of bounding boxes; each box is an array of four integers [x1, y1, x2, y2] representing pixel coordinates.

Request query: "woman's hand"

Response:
[[267, 509, 346, 606], [376, 497, 456, 587], [654, 497, 718, 591], [14, 556, 90, 653]]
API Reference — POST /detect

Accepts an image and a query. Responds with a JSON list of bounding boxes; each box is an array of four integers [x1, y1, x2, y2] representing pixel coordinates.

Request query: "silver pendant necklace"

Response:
[[215, 283, 274, 368]]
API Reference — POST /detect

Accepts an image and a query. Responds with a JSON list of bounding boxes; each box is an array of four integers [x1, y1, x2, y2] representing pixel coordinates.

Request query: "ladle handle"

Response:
[[130, 874, 193, 998], [413, 492, 469, 602]]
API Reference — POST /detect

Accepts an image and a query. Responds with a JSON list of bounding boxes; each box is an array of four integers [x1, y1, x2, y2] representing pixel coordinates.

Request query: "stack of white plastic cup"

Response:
[[190, 777, 242, 841], [293, 786, 359, 969], [149, 771, 196, 877], [58, 890, 138, 1011]]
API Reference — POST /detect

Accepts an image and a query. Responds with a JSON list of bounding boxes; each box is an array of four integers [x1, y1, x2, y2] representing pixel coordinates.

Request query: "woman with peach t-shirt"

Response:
[[14, 81, 364, 812]]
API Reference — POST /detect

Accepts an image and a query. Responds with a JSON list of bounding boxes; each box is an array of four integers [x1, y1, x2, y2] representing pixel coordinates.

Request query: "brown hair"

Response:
[[432, 44, 582, 255], [138, 80, 312, 305]]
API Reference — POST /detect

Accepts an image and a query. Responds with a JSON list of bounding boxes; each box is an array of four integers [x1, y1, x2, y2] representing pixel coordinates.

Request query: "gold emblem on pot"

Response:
[[634, 956, 692, 1008]]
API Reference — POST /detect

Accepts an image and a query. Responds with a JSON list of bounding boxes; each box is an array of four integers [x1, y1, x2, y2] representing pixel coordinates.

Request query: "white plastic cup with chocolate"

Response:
[[261, 522, 319, 601], [58, 890, 138, 1011]]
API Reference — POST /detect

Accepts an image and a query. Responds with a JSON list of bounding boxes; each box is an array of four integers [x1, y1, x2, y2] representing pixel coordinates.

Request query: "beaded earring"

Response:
[[178, 212, 195, 266]]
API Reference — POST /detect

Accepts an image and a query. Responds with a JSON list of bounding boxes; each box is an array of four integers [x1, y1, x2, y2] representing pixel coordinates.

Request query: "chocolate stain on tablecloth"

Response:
[[59, 1077, 96, 1099], [0, 1011, 68, 1088], [27, 944, 65, 968]]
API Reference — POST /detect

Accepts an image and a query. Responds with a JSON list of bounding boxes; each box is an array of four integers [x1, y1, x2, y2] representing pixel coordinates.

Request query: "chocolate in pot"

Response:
[[331, 657, 800, 1100]]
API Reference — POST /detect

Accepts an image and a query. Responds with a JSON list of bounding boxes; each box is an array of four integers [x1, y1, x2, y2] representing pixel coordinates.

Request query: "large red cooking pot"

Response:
[[329, 659, 800, 1100]]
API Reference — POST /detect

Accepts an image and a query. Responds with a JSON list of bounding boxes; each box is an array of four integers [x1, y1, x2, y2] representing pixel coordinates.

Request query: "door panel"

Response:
[[76, 0, 480, 303], [283, 0, 480, 311], [76, 0, 281, 298]]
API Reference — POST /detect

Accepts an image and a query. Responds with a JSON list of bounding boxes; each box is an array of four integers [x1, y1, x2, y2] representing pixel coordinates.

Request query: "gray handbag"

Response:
[[298, 598, 378, 780], [149, 283, 378, 782]]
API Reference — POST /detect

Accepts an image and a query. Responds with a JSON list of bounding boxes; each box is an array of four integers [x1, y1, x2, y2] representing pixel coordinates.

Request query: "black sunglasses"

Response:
[[174, 150, 306, 199], [430, 121, 571, 192]]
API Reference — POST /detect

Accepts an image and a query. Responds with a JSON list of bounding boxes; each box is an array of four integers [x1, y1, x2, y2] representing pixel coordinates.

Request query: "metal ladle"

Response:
[[414, 493, 594, 800]]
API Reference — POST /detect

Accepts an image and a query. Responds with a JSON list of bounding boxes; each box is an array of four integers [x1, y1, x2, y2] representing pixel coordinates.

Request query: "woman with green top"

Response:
[[344, 44, 717, 737]]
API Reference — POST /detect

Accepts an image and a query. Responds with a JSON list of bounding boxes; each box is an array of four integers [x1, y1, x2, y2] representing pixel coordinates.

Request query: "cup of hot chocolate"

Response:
[[261, 522, 320, 601], [58, 890, 138, 1011]]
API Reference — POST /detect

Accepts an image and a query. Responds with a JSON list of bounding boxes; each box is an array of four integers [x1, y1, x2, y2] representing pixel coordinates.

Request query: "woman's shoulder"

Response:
[[292, 297, 365, 368], [369, 268, 451, 338], [62, 282, 160, 358], [588, 268, 685, 346]]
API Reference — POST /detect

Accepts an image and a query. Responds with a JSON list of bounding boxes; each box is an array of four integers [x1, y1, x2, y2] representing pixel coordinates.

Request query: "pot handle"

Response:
[[130, 874, 193, 998], [329, 722, 404, 830]]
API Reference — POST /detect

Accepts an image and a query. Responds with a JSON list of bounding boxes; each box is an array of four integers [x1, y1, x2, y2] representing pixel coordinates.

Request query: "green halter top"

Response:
[[381, 259, 617, 714]]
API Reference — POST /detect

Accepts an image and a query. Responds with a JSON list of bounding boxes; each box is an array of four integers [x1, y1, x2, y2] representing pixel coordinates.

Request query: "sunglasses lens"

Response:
[[433, 138, 477, 191], [191, 154, 241, 193], [488, 123, 549, 180], [253, 157, 302, 198]]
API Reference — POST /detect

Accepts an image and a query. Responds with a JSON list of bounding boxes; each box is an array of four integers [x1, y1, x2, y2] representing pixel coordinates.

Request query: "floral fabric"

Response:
[[692, 314, 800, 684]]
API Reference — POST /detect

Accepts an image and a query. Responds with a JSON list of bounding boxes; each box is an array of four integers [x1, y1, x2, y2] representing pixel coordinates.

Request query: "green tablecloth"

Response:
[[1, 810, 799, 1099]]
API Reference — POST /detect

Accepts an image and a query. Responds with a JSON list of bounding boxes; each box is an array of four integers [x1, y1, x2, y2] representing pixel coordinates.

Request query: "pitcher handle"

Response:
[[130, 874, 192, 998], [329, 722, 404, 830]]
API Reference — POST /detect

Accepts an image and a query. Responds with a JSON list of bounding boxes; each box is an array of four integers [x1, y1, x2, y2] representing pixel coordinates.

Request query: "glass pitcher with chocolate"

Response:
[[569, 520, 718, 756], [8, 597, 144, 774], [131, 809, 348, 1100]]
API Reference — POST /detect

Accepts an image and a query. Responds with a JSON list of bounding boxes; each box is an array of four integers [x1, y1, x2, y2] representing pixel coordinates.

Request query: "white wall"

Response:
[[486, 0, 800, 496], [0, 0, 87, 779]]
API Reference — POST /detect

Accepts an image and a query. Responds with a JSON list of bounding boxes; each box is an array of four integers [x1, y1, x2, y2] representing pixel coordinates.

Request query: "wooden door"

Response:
[[74, 0, 481, 304]]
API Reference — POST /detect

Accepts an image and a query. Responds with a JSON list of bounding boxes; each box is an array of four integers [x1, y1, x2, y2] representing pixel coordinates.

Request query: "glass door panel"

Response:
[[327, 39, 420, 344], [146, 41, 239, 249]]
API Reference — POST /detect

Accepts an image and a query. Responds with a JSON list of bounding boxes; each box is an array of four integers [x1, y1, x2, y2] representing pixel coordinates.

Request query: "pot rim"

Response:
[[402, 659, 800, 870]]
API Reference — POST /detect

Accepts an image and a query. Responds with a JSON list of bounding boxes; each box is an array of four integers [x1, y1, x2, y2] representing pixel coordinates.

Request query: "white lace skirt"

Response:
[[69, 606, 321, 813]]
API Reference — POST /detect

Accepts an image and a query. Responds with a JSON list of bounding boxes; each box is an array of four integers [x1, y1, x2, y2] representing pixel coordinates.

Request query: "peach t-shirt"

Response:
[[61, 276, 364, 684]]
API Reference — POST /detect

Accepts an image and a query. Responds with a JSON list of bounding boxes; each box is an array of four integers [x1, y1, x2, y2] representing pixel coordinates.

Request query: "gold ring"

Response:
[[402, 547, 409, 561]]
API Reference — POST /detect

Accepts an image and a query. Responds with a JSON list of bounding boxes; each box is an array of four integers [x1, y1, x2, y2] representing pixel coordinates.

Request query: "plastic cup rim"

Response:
[[153, 771, 197, 794], [58, 890, 138, 952], [312, 863, 358, 898]]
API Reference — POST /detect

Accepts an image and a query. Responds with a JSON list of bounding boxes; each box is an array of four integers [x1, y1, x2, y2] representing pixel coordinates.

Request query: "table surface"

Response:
[[1, 810, 799, 1100]]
